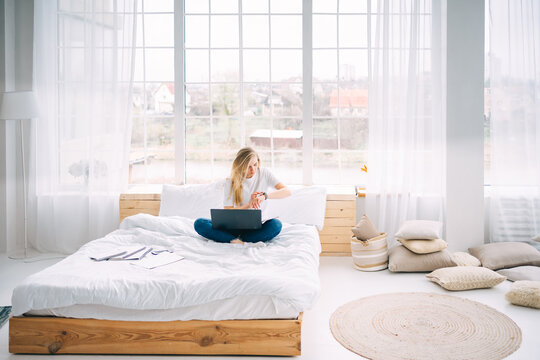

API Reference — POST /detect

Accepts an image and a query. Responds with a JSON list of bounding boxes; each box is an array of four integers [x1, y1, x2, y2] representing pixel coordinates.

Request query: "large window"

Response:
[[130, 1, 175, 184], [130, 0, 370, 185]]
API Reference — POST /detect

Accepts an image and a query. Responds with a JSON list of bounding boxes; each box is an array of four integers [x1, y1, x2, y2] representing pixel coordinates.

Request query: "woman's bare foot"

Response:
[[230, 239, 244, 244]]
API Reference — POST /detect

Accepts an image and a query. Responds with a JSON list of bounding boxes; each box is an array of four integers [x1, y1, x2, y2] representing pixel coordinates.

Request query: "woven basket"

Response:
[[351, 233, 388, 271]]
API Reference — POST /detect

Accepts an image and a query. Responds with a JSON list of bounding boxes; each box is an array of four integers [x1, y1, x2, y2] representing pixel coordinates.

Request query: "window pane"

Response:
[[271, 0, 302, 14], [243, 84, 271, 116], [186, 117, 211, 150], [142, 0, 173, 12], [211, 15, 239, 48], [338, 85, 368, 116], [214, 117, 242, 150], [340, 0, 368, 13], [274, 118, 303, 150], [314, 151, 366, 185], [212, 84, 240, 116], [186, 84, 210, 116], [313, 0, 337, 13], [185, 0, 208, 14], [185, 15, 209, 48], [273, 151, 302, 184], [211, 0, 238, 14], [313, 83, 337, 116], [58, 15, 85, 47], [242, 0, 268, 13], [243, 15, 269, 48], [271, 15, 302, 48], [144, 14, 174, 47], [314, 118, 338, 149], [340, 118, 368, 150], [185, 49, 209, 82], [246, 117, 271, 148], [271, 83, 302, 116], [313, 15, 337, 48], [313, 151, 340, 184], [59, 48, 85, 82], [211, 49, 239, 81], [186, 153, 212, 183], [339, 15, 367, 47], [144, 49, 174, 81], [147, 82, 175, 115], [244, 50, 270, 82], [313, 49, 338, 82], [340, 49, 369, 81], [271, 50, 302, 82]]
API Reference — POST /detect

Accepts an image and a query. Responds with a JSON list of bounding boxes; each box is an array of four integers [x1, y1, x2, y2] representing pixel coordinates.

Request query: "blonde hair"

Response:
[[229, 147, 260, 206]]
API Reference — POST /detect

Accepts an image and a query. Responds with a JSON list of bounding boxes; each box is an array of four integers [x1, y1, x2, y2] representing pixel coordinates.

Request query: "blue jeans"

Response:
[[194, 218, 282, 243]]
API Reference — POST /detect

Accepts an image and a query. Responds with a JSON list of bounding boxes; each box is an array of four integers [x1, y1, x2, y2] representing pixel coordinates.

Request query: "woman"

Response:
[[194, 147, 291, 244]]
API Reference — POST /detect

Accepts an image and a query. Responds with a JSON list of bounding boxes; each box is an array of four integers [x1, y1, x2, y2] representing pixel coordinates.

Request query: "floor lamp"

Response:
[[0, 91, 39, 259]]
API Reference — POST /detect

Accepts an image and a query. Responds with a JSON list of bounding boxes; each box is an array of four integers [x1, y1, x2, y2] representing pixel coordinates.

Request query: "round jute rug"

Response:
[[330, 292, 521, 360]]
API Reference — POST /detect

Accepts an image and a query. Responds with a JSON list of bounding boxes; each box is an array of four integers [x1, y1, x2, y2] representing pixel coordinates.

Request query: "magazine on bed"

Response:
[[90, 246, 184, 268]]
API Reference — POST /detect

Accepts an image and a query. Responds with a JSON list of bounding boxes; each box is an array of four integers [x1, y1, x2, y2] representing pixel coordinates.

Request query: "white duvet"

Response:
[[12, 214, 321, 317]]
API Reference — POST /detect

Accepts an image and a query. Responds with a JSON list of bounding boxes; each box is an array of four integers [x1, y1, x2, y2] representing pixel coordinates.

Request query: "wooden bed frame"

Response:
[[9, 192, 355, 355]]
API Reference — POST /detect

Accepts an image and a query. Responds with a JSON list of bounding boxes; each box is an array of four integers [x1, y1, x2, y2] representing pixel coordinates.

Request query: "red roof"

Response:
[[329, 89, 368, 108]]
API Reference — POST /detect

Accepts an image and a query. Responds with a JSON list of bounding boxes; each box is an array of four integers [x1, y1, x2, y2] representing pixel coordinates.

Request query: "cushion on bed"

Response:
[[159, 181, 225, 219], [532, 233, 540, 242], [394, 220, 443, 240], [468, 242, 540, 270], [388, 245, 456, 272], [263, 186, 327, 230], [351, 214, 380, 240], [505, 280, 540, 309], [497, 266, 540, 282], [451, 251, 481, 267], [426, 266, 506, 291], [397, 238, 447, 254]]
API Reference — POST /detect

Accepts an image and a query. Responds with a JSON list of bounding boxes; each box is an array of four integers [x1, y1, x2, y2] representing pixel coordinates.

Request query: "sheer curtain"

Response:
[[366, 0, 446, 245], [488, 0, 540, 243], [30, 0, 137, 253]]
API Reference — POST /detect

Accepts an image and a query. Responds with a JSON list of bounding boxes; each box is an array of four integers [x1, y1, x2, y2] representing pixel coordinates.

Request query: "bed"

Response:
[[9, 184, 347, 356]]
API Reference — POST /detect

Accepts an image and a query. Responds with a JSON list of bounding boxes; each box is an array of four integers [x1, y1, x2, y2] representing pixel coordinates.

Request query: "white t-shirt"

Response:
[[223, 168, 280, 207]]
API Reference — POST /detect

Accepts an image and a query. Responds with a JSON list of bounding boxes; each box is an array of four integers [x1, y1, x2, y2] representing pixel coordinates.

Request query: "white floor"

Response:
[[1, 254, 538, 360]]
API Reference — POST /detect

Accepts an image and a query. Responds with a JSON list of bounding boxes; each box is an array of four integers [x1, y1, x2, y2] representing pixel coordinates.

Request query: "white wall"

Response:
[[445, 0, 485, 251], [0, 0, 34, 253]]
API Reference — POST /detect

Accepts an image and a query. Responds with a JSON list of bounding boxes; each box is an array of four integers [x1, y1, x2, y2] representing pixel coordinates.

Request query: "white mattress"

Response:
[[13, 214, 321, 320], [26, 295, 299, 321]]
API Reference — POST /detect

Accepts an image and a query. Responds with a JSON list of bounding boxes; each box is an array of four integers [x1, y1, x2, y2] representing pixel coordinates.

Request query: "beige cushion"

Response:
[[468, 242, 540, 270], [497, 266, 540, 282], [394, 220, 442, 240], [388, 245, 456, 273], [505, 280, 540, 309], [397, 238, 447, 254], [351, 214, 380, 241], [426, 266, 506, 291], [532, 234, 540, 242], [451, 252, 481, 267]]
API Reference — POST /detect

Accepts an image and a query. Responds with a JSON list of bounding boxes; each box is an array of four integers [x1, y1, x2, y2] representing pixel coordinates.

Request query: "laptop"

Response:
[[211, 209, 262, 230]]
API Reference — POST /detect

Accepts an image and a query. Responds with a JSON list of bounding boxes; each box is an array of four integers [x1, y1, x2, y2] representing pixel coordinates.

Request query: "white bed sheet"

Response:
[[12, 214, 321, 320]]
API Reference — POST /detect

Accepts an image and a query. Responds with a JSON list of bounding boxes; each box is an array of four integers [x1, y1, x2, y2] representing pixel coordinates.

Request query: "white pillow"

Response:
[[532, 233, 540, 242], [159, 181, 224, 219], [263, 186, 327, 230], [395, 220, 443, 240]]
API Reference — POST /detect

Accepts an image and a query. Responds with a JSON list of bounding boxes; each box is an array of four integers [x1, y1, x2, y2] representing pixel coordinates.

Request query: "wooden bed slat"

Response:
[[9, 315, 302, 355]]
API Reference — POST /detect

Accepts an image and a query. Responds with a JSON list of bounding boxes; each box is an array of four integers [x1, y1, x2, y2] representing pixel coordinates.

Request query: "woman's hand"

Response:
[[249, 192, 265, 209]]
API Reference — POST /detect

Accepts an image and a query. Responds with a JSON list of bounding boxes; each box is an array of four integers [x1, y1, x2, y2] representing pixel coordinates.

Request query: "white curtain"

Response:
[[488, 0, 540, 243], [30, 0, 137, 253], [366, 0, 446, 245]]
